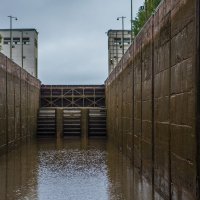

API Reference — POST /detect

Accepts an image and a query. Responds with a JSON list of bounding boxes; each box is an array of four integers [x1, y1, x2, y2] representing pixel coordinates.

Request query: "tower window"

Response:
[[124, 38, 130, 45], [13, 37, 20, 45], [114, 38, 121, 45], [23, 37, 30, 45], [3, 37, 10, 44]]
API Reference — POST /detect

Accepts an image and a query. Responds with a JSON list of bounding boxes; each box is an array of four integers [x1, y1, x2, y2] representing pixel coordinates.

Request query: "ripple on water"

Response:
[[38, 148, 109, 200]]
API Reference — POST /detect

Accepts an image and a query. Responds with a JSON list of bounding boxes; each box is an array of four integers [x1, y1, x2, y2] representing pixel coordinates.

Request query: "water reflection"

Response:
[[0, 140, 38, 200], [0, 139, 135, 200]]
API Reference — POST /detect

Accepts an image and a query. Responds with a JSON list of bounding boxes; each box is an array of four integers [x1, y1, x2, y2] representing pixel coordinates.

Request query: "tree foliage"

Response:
[[132, 0, 161, 37]]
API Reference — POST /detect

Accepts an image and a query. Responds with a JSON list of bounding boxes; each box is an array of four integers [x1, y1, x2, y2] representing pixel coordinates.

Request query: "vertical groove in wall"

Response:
[[169, 9, 172, 200], [14, 65, 16, 141], [151, 14, 155, 200], [120, 70, 122, 151], [196, 0, 200, 198], [140, 40, 143, 176], [20, 69, 22, 139], [28, 76, 30, 136], [114, 68, 117, 148], [5, 57, 8, 146], [26, 76, 28, 138], [132, 43, 135, 195], [120, 71, 123, 151]]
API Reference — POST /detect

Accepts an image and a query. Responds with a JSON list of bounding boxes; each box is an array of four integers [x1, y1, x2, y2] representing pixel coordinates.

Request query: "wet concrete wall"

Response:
[[0, 53, 40, 151], [105, 0, 199, 199]]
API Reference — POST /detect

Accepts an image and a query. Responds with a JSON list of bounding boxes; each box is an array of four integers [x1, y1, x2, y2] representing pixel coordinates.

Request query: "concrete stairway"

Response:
[[63, 109, 81, 137], [89, 109, 106, 137], [37, 109, 56, 137]]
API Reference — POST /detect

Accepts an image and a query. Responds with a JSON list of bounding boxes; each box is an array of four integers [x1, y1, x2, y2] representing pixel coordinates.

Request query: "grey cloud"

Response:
[[0, 0, 142, 84]]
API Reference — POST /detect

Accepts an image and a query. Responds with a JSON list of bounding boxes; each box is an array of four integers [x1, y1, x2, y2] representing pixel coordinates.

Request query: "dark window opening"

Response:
[[3, 37, 10, 44], [13, 37, 20, 45], [23, 37, 30, 45], [124, 38, 131, 45], [114, 38, 121, 45]]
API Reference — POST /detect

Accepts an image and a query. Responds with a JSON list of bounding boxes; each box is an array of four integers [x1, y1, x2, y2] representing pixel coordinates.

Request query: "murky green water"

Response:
[[0, 139, 134, 200]]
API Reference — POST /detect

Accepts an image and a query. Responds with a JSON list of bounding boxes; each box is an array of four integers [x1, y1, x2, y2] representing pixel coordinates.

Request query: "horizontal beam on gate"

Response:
[[40, 85, 105, 108]]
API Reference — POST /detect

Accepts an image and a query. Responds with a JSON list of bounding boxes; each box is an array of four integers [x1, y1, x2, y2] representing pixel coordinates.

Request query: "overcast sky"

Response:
[[0, 0, 141, 84]]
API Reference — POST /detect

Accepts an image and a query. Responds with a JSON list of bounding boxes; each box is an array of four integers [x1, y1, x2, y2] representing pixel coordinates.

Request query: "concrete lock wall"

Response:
[[0, 52, 40, 151], [105, 0, 199, 199]]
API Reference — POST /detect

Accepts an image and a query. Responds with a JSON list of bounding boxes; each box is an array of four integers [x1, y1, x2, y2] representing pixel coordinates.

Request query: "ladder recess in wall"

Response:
[[37, 108, 106, 138], [37, 109, 56, 137], [89, 109, 107, 137], [63, 109, 81, 137]]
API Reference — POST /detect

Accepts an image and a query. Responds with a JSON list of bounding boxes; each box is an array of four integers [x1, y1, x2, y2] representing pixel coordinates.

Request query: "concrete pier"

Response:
[[56, 108, 63, 138], [81, 109, 89, 140]]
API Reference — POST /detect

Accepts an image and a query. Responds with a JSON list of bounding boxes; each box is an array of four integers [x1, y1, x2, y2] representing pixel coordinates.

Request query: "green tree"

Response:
[[132, 0, 161, 37]]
